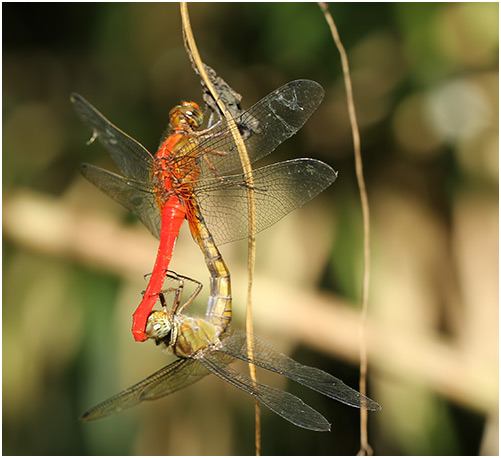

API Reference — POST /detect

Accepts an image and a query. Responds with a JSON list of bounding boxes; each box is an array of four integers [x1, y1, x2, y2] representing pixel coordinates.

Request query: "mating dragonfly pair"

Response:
[[73, 80, 381, 431]]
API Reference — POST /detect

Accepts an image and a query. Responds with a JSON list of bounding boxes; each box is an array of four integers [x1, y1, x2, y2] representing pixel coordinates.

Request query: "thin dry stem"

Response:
[[318, 2, 373, 455], [179, 3, 261, 455]]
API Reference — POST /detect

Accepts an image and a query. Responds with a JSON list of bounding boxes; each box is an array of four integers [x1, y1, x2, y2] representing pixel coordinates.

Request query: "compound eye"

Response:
[[169, 101, 203, 130], [182, 102, 203, 128], [145, 311, 171, 339]]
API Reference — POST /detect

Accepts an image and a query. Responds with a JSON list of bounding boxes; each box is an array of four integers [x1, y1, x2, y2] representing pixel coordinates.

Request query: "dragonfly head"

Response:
[[145, 311, 172, 340], [169, 101, 203, 131]]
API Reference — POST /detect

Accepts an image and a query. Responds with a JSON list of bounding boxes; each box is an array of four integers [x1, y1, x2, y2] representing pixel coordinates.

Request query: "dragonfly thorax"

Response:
[[169, 101, 203, 132]]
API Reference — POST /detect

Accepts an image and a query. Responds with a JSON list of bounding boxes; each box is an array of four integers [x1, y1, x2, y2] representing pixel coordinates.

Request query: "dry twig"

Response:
[[318, 3, 374, 455], [179, 3, 261, 454]]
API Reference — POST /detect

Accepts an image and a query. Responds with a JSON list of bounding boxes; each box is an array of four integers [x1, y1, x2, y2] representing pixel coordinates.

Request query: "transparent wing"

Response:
[[220, 330, 382, 411], [81, 358, 207, 421], [194, 158, 337, 245], [194, 80, 325, 177], [71, 93, 155, 182], [80, 163, 161, 239], [74, 83, 329, 244], [139, 359, 210, 401], [202, 353, 331, 431]]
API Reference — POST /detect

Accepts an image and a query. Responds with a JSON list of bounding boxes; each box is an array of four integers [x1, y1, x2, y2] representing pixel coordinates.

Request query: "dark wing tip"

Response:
[[70, 92, 84, 104], [79, 163, 92, 176], [80, 410, 93, 422]]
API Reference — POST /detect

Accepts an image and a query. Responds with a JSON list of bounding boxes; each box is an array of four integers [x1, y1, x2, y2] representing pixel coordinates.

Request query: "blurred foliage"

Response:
[[3, 2, 498, 455]]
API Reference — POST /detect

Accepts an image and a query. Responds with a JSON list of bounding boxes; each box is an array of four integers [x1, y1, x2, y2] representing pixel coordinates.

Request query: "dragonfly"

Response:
[[72, 80, 337, 342], [81, 272, 382, 431]]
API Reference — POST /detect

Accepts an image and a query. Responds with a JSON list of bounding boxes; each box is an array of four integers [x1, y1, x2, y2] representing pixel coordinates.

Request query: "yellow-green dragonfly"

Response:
[[82, 273, 381, 431]]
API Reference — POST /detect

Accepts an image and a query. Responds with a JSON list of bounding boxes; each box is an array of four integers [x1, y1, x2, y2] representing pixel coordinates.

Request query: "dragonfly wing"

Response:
[[194, 80, 325, 177], [195, 158, 337, 245], [71, 93, 154, 183], [80, 163, 161, 239], [202, 353, 331, 432], [81, 358, 204, 421], [138, 358, 210, 400], [220, 330, 382, 411]]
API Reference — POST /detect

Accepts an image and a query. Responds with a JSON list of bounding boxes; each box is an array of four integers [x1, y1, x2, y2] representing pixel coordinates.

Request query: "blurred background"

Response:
[[3, 3, 498, 455]]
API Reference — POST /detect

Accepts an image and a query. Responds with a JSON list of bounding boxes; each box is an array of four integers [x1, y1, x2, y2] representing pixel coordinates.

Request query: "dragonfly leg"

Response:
[[163, 271, 185, 315], [200, 148, 229, 183], [161, 270, 204, 315], [195, 124, 226, 138], [143, 271, 182, 315], [138, 272, 153, 301], [157, 291, 170, 311], [177, 276, 203, 315]]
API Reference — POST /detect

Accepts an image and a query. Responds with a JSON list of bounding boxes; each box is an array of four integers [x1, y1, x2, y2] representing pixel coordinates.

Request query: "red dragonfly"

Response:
[[72, 80, 336, 342]]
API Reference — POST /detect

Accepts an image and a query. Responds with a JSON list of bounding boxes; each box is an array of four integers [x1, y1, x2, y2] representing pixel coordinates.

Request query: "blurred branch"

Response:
[[3, 190, 159, 278], [3, 189, 498, 416]]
